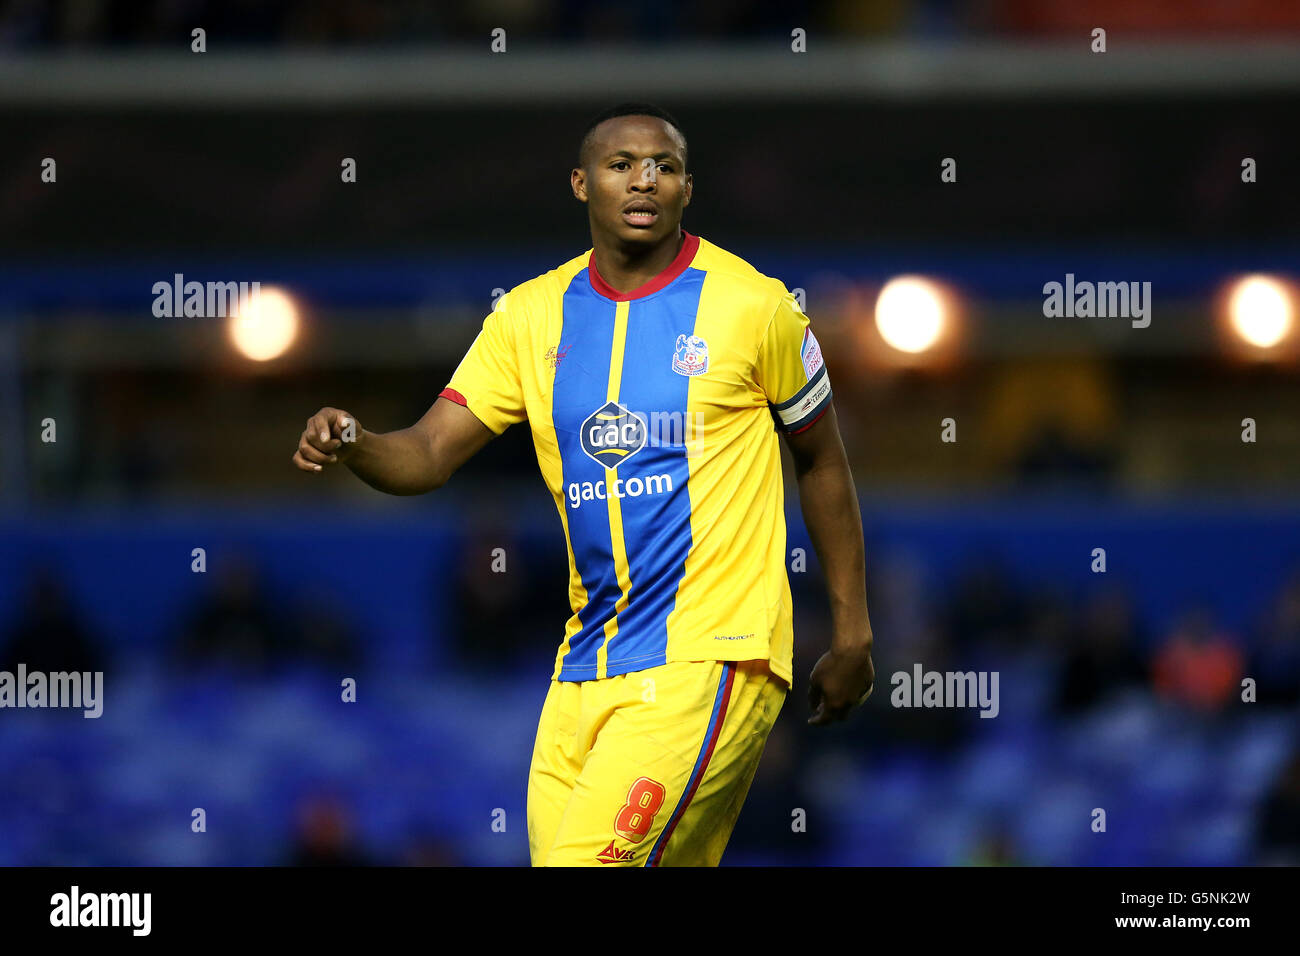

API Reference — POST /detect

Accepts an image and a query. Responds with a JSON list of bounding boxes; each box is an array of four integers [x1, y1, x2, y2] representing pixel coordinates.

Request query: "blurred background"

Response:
[[2, 0, 1300, 866]]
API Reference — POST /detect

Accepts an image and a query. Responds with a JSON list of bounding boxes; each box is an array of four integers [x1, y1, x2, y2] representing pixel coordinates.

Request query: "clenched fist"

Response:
[[807, 641, 875, 726], [292, 407, 362, 473]]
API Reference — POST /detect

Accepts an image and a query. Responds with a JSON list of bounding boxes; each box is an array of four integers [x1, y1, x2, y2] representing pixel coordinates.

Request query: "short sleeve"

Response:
[[440, 292, 527, 435], [754, 290, 832, 434]]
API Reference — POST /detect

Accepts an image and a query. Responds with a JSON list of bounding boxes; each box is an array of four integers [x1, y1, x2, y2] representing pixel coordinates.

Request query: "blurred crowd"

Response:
[[2, 545, 1297, 865], [5, 0, 1298, 872], [726, 556, 1300, 865]]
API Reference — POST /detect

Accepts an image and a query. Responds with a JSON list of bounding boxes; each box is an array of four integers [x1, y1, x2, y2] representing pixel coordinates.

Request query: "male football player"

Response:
[[293, 103, 875, 866]]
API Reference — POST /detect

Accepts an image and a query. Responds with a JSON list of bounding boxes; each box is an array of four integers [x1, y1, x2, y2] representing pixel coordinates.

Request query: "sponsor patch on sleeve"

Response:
[[801, 328, 824, 381]]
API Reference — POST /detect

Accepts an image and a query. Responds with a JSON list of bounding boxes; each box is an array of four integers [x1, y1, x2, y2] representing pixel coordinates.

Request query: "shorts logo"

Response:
[[672, 333, 709, 376], [801, 329, 824, 380], [581, 401, 647, 469], [596, 841, 637, 864]]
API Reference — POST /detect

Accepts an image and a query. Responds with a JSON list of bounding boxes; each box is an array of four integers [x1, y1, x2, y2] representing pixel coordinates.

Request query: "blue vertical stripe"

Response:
[[603, 268, 704, 670], [553, 271, 620, 679]]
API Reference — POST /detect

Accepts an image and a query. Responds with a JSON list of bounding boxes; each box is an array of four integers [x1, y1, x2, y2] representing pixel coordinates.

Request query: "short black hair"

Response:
[[578, 102, 688, 171]]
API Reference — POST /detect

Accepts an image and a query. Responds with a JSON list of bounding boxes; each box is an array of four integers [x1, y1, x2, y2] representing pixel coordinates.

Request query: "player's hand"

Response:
[[293, 407, 363, 473], [807, 642, 875, 726]]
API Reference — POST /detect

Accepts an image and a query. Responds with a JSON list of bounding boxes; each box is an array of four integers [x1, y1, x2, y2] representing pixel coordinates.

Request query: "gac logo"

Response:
[[581, 401, 647, 469]]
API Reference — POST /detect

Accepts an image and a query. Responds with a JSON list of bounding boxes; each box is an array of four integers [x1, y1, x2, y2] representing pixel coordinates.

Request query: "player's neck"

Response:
[[590, 229, 685, 295]]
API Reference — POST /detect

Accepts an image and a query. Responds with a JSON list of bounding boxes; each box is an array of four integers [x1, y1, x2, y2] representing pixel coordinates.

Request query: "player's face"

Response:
[[575, 116, 691, 246]]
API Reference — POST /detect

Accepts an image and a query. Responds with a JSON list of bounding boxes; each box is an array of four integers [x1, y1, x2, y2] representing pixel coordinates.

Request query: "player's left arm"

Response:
[[784, 403, 876, 726]]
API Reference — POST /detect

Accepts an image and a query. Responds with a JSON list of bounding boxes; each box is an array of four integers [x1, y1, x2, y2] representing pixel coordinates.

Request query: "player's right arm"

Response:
[[292, 398, 496, 495], [295, 291, 526, 494]]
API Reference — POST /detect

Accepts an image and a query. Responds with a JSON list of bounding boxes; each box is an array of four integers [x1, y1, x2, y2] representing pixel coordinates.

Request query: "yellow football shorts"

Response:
[[527, 658, 788, 866]]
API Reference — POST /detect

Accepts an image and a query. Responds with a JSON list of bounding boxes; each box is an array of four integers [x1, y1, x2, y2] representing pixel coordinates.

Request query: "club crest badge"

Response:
[[672, 333, 709, 376]]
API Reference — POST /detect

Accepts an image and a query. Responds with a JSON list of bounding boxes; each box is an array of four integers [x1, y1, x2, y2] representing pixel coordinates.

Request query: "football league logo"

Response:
[[581, 401, 647, 469], [671, 333, 709, 376], [801, 328, 824, 380]]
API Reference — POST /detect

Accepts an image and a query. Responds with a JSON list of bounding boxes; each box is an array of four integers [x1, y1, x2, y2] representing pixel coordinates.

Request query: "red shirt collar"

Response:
[[587, 230, 700, 301]]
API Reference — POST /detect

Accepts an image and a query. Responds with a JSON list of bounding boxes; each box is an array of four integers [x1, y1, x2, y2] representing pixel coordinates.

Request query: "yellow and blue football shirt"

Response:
[[440, 231, 831, 687]]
